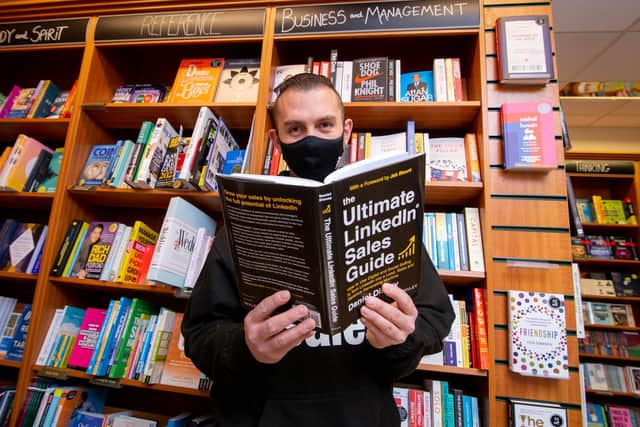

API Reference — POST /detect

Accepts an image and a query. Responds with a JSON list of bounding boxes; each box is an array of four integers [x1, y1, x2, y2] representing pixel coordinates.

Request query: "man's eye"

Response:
[[319, 122, 333, 129]]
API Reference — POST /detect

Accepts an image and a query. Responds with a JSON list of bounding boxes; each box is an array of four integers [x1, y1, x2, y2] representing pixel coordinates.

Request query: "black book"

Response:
[[22, 150, 53, 192], [49, 219, 85, 276], [216, 151, 425, 335], [565, 159, 636, 175]]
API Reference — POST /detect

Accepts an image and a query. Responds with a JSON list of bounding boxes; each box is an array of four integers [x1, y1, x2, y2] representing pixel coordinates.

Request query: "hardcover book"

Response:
[[271, 64, 307, 102], [501, 100, 557, 171], [146, 197, 217, 288], [214, 58, 260, 103], [168, 58, 224, 104], [116, 221, 158, 284], [0, 135, 53, 192], [428, 137, 468, 182], [66, 307, 108, 370], [508, 291, 569, 379], [77, 144, 120, 187], [351, 57, 389, 102], [203, 117, 240, 192], [83, 222, 121, 280], [508, 399, 567, 427], [6, 87, 38, 118], [0, 85, 21, 118], [216, 152, 425, 335], [496, 15, 554, 85], [399, 71, 435, 102]]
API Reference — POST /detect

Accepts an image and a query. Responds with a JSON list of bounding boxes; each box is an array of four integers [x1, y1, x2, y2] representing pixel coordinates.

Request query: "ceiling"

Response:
[[552, 0, 640, 86]]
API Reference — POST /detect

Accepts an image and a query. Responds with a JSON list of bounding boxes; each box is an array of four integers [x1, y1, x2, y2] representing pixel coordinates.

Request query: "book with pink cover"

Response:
[[0, 85, 21, 118], [0, 134, 53, 191], [66, 307, 108, 370], [501, 100, 556, 171]]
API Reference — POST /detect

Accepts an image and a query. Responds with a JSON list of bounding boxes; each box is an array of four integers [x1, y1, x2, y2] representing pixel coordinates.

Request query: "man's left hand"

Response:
[[360, 283, 418, 349]]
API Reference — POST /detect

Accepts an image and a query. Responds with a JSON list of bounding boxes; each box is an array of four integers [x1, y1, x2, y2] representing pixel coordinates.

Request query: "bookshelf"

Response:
[[566, 152, 640, 418], [0, 1, 582, 425]]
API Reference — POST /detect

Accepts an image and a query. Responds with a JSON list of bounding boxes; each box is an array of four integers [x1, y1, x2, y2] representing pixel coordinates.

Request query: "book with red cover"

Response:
[[501, 100, 556, 171]]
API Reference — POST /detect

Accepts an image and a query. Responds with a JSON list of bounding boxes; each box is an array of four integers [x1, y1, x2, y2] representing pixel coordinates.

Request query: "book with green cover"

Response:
[[601, 199, 627, 224]]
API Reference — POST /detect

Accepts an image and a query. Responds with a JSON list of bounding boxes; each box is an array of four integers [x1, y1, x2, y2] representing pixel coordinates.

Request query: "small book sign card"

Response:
[[508, 291, 569, 380], [496, 15, 554, 85]]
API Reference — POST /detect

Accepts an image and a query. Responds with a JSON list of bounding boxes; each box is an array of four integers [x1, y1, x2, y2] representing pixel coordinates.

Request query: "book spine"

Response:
[[35, 308, 64, 366], [433, 59, 448, 102], [319, 188, 339, 335], [592, 195, 606, 224], [451, 58, 464, 101], [464, 208, 485, 272], [341, 61, 352, 103], [456, 214, 469, 271], [388, 58, 395, 102], [406, 120, 416, 154], [464, 133, 481, 183], [50, 220, 83, 276], [445, 58, 455, 101], [472, 288, 489, 370]]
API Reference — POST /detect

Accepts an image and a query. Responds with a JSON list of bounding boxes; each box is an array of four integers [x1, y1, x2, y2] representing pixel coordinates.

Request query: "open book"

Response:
[[216, 152, 425, 335]]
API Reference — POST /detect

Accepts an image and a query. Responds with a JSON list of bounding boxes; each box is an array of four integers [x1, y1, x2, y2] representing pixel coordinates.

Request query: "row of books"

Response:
[[576, 196, 637, 225], [561, 81, 640, 97], [78, 109, 245, 191], [66, 411, 214, 427], [113, 57, 260, 104], [0, 387, 14, 426], [51, 197, 216, 289], [0, 135, 62, 193], [37, 299, 210, 391], [580, 330, 640, 358], [572, 235, 638, 261], [423, 208, 485, 273], [273, 55, 465, 104], [0, 220, 47, 274], [579, 272, 640, 297], [583, 301, 636, 327], [586, 402, 640, 427], [0, 80, 76, 120], [0, 301, 31, 362], [421, 289, 489, 370], [583, 362, 640, 394]]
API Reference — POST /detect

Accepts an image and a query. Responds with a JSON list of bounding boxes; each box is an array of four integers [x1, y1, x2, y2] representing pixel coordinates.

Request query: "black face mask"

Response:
[[279, 133, 344, 182]]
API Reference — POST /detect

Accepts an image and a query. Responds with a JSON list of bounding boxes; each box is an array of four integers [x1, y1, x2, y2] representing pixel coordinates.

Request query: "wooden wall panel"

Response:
[[494, 365, 582, 404], [483, 5, 554, 30], [491, 230, 572, 261], [486, 110, 562, 137], [494, 401, 582, 426], [486, 137, 565, 166], [490, 262, 574, 294], [487, 82, 560, 108], [488, 168, 567, 196], [490, 198, 570, 228]]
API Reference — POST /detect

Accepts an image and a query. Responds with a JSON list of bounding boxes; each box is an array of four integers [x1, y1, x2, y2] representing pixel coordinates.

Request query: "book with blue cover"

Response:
[[5, 304, 32, 361], [146, 197, 217, 288], [78, 144, 120, 186], [399, 71, 435, 102]]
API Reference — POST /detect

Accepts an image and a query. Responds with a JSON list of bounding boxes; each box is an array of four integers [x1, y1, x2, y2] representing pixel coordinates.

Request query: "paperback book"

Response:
[[216, 152, 425, 335]]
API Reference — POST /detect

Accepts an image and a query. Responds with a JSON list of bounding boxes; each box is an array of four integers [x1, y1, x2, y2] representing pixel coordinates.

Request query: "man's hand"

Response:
[[360, 283, 418, 349], [244, 290, 316, 364]]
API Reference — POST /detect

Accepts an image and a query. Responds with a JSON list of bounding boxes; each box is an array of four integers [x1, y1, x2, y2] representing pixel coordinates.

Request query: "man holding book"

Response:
[[182, 73, 454, 427]]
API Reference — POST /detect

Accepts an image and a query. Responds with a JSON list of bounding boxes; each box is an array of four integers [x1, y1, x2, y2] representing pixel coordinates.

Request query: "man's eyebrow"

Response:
[[282, 119, 304, 127], [316, 115, 337, 122]]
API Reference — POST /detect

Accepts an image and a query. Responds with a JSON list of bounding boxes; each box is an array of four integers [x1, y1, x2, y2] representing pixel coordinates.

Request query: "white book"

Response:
[[334, 61, 344, 96], [132, 118, 177, 189], [112, 415, 158, 427], [393, 387, 409, 427], [146, 197, 217, 288], [203, 117, 240, 192], [509, 399, 567, 427], [341, 61, 353, 102], [32, 386, 58, 426], [183, 227, 214, 289], [423, 391, 431, 427], [444, 294, 463, 367], [0, 297, 17, 339], [463, 207, 485, 272], [449, 213, 461, 271], [433, 58, 448, 102], [395, 59, 401, 101], [99, 223, 127, 281], [425, 380, 442, 427], [177, 106, 216, 184], [106, 226, 132, 282], [142, 308, 176, 384], [35, 308, 64, 366], [25, 225, 47, 274], [272, 64, 308, 102], [420, 350, 443, 366], [368, 132, 407, 159]]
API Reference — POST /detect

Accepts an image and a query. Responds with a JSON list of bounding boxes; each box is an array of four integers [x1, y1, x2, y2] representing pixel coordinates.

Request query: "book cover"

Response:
[[586, 403, 608, 427], [575, 198, 594, 224], [86, 299, 118, 375], [399, 71, 435, 102], [501, 100, 556, 171], [5, 223, 45, 273], [214, 58, 260, 103], [48, 305, 86, 367], [66, 307, 108, 370], [203, 117, 240, 192], [464, 133, 481, 183], [608, 406, 634, 427], [496, 15, 554, 85], [271, 64, 307, 102], [216, 151, 424, 335], [428, 137, 468, 181], [509, 399, 567, 427], [610, 272, 640, 297], [0, 85, 21, 118], [36, 307, 64, 366], [78, 144, 120, 186], [175, 107, 216, 187], [141, 307, 177, 384], [124, 121, 154, 187], [168, 58, 224, 103], [46, 90, 70, 119], [464, 207, 485, 273], [132, 118, 178, 189], [508, 291, 569, 379], [222, 149, 247, 174], [50, 219, 85, 277], [22, 149, 53, 192], [156, 136, 181, 188], [6, 87, 37, 118], [0, 134, 53, 192], [5, 304, 32, 361], [116, 221, 158, 284], [129, 84, 166, 103], [82, 221, 121, 279], [601, 200, 627, 224], [580, 278, 616, 296], [146, 197, 216, 288], [351, 57, 388, 102], [159, 312, 206, 389], [28, 80, 61, 118]]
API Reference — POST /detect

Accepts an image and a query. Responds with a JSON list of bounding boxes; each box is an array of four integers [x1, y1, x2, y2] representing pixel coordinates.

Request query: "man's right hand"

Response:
[[244, 290, 316, 364]]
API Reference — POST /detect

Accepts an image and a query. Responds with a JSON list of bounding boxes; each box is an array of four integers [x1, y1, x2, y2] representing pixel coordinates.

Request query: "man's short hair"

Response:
[[269, 73, 344, 123]]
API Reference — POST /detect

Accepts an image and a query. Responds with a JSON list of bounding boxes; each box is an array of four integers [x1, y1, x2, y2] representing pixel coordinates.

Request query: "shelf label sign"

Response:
[[95, 8, 265, 42], [565, 159, 636, 175], [275, 0, 480, 35], [0, 18, 89, 47]]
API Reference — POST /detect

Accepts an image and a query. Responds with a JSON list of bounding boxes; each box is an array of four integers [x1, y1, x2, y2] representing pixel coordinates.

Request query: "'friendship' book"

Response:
[[216, 152, 425, 335]]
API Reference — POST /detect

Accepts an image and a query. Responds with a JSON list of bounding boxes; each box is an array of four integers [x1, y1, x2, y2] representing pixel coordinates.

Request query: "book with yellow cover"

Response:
[[168, 58, 224, 104], [116, 221, 158, 284]]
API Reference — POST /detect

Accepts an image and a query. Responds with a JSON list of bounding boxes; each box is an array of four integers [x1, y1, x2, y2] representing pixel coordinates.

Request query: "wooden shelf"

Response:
[[582, 223, 639, 232], [0, 118, 70, 142], [575, 258, 640, 268], [0, 359, 22, 369], [425, 181, 483, 206], [0, 191, 55, 211], [584, 324, 640, 332], [416, 363, 487, 377], [579, 353, 640, 363], [67, 186, 222, 217], [438, 270, 485, 286], [50, 277, 178, 297], [586, 389, 640, 399], [560, 96, 640, 128], [82, 103, 255, 130], [581, 294, 640, 303], [0, 271, 38, 284], [568, 173, 635, 180], [34, 366, 209, 398]]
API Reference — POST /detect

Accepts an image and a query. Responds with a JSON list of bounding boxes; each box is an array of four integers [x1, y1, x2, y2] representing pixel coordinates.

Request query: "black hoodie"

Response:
[[182, 228, 454, 427]]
